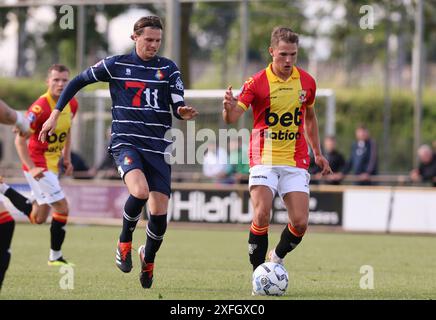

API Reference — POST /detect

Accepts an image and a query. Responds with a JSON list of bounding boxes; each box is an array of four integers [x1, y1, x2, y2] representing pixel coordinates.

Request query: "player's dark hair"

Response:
[[47, 64, 69, 76], [270, 27, 299, 47], [132, 16, 163, 38]]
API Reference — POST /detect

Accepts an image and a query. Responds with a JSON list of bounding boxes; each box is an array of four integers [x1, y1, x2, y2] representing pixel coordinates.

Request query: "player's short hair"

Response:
[[47, 64, 69, 77], [132, 16, 163, 36], [270, 27, 299, 48], [356, 124, 368, 131]]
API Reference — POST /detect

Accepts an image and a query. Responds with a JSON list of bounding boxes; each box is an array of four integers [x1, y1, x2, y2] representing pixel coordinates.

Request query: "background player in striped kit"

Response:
[[0, 64, 77, 267], [223, 27, 331, 280], [0, 99, 30, 290], [39, 16, 198, 289]]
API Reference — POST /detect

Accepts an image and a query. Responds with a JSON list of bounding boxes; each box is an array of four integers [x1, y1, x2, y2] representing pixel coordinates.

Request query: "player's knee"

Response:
[[130, 187, 149, 200], [292, 221, 307, 235], [52, 201, 69, 216], [253, 210, 270, 227], [34, 215, 47, 224], [59, 207, 69, 216]]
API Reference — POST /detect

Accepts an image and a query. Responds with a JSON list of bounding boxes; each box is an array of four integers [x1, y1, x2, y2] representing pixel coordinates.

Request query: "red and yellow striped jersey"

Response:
[[238, 64, 316, 169], [25, 91, 78, 174]]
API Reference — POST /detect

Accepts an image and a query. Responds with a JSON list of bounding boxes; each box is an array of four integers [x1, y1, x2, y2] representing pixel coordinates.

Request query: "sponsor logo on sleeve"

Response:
[[27, 112, 36, 123], [175, 77, 184, 91]]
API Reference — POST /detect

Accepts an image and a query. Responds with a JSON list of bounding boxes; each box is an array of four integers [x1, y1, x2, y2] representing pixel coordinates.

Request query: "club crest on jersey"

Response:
[[123, 156, 133, 166], [298, 90, 307, 103], [155, 70, 164, 80], [125, 68, 131, 76]]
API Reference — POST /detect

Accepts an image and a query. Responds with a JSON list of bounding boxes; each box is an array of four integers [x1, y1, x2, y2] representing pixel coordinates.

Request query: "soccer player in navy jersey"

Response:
[[39, 16, 199, 289]]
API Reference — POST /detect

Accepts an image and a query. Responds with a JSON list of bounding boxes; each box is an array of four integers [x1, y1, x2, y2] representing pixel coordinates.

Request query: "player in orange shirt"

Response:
[[0, 64, 77, 266], [223, 27, 331, 279], [0, 99, 30, 290]]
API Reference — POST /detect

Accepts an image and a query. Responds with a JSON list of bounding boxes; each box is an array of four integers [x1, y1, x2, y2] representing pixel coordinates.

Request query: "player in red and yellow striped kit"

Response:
[[0, 64, 77, 267], [223, 27, 331, 279], [0, 99, 30, 290]]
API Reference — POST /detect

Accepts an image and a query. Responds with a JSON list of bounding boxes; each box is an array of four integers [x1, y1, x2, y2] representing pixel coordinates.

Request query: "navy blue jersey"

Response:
[[78, 50, 185, 156]]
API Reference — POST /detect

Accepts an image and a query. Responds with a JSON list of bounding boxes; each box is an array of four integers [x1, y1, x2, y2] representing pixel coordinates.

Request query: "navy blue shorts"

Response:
[[112, 147, 171, 197]]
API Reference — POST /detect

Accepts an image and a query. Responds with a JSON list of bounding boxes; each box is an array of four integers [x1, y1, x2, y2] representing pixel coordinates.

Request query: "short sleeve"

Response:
[[26, 104, 47, 132], [69, 98, 79, 119], [305, 77, 317, 108], [237, 77, 256, 111]]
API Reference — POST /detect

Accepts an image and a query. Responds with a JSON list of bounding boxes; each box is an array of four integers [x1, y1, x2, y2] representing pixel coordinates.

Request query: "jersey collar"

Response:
[[44, 91, 57, 109], [132, 49, 159, 65], [266, 63, 300, 83]]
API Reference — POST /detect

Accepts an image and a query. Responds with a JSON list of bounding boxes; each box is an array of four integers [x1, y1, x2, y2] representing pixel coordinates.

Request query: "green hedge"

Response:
[[0, 77, 107, 109], [0, 77, 47, 109]]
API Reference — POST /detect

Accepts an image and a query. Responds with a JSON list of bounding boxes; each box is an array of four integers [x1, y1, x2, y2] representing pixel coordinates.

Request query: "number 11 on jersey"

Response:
[[125, 81, 159, 109]]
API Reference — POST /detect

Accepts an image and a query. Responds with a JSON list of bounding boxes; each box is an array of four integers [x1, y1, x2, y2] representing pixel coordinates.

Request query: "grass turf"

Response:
[[1, 223, 436, 300]]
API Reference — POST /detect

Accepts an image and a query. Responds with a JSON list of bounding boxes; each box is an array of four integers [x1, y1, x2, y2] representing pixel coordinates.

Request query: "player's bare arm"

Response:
[[177, 106, 199, 120], [0, 100, 18, 125], [38, 109, 61, 142], [222, 86, 244, 124], [14, 134, 45, 180], [0, 99, 30, 136], [305, 107, 332, 175]]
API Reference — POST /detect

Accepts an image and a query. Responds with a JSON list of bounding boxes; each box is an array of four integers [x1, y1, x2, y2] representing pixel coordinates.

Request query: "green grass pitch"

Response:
[[1, 223, 436, 300]]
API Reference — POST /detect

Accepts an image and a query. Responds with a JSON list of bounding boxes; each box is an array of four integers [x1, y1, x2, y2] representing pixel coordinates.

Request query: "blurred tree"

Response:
[[191, 2, 239, 87], [15, 5, 29, 77], [325, 0, 435, 87], [0, 8, 9, 36], [247, 0, 307, 62], [34, 4, 133, 75], [179, 2, 193, 88], [0, 4, 31, 77]]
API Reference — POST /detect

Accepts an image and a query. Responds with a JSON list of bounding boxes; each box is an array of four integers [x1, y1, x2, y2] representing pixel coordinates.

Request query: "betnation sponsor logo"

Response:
[[264, 107, 302, 127], [263, 129, 301, 141], [263, 107, 302, 141]]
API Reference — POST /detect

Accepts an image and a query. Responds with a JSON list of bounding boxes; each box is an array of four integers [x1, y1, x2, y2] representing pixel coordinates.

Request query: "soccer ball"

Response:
[[252, 262, 289, 296]]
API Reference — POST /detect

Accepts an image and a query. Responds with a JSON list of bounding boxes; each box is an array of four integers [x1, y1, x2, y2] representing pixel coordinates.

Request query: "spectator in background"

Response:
[[96, 153, 119, 179], [342, 125, 377, 185], [410, 144, 436, 187], [202, 141, 232, 184], [228, 138, 249, 184], [311, 136, 345, 185], [60, 151, 95, 179], [95, 127, 120, 180]]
